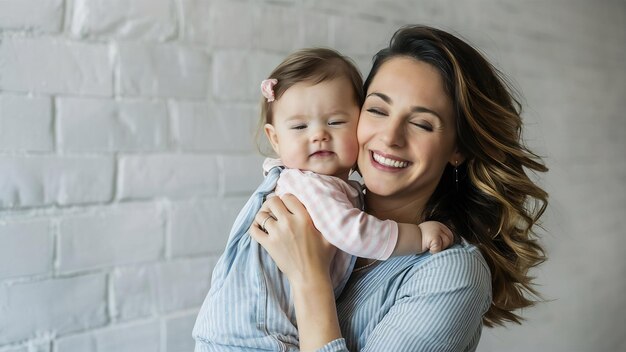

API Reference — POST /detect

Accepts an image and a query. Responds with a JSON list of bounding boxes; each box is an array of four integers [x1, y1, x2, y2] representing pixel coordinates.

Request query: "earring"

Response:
[[454, 160, 459, 191]]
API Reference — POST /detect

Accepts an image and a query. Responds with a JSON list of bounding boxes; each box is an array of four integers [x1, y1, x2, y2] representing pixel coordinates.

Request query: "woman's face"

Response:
[[357, 56, 461, 205]]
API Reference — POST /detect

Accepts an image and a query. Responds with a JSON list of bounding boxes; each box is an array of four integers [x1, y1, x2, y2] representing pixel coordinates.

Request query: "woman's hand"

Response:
[[249, 194, 337, 287]]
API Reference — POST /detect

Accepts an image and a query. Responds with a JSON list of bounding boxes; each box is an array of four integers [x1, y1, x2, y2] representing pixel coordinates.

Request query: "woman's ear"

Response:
[[264, 124, 280, 155], [449, 148, 466, 166]]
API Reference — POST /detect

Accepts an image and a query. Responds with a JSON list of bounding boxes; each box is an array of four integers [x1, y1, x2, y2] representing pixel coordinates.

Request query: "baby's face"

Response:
[[265, 78, 360, 180]]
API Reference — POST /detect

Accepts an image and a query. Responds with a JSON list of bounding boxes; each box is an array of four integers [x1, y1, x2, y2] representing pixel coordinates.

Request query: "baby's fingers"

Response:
[[437, 224, 454, 249], [429, 236, 444, 254]]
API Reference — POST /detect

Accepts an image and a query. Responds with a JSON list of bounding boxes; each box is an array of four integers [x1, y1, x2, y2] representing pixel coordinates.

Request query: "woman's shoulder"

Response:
[[398, 238, 491, 293], [420, 238, 488, 269], [346, 239, 492, 324]]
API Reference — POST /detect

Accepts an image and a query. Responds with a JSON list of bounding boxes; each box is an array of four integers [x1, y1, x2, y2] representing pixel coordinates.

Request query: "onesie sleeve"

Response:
[[275, 170, 398, 260]]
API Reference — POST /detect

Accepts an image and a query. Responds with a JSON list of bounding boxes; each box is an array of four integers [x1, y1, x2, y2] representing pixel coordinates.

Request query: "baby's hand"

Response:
[[417, 221, 454, 254]]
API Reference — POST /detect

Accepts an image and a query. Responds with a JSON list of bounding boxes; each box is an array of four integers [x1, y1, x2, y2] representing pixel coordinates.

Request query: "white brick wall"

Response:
[[0, 341, 49, 352], [0, 0, 64, 33], [57, 98, 169, 152], [0, 220, 52, 280], [57, 204, 165, 273], [71, 0, 178, 40], [0, 0, 624, 351], [178, 0, 212, 44], [164, 313, 197, 352], [219, 154, 265, 196], [0, 275, 107, 344], [170, 101, 258, 152], [212, 51, 283, 101], [117, 43, 210, 99], [0, 156, 114, 208], [0, 38, 113, 96], [167, 197, 247, 257], [117, 154, 218, 199], [0, 96, 53, 152], [54, 320, 160, 352]]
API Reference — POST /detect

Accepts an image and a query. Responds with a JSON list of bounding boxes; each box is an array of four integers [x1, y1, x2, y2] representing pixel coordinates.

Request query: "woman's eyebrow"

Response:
[[367, 92, 442, 120], [366, 92, 392, 104], [411, 106, 442, 121]]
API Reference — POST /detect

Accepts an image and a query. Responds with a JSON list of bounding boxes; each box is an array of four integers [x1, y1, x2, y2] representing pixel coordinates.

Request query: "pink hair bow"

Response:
[[261, 78, 278, 102]]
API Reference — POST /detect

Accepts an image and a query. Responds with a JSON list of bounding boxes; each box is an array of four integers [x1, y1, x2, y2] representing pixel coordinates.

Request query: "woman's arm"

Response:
[[249, 194, 343, 351], [291, 274, 343, 351]]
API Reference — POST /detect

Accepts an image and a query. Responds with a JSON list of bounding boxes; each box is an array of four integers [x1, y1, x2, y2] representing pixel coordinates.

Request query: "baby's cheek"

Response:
[[344, 136, 360, 164]]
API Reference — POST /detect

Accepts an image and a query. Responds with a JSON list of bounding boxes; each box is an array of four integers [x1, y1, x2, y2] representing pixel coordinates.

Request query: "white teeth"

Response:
[[373, 153, 408, 168]]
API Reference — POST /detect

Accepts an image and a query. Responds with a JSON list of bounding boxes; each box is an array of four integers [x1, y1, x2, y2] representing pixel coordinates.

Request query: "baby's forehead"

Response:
[[280, 79, 359, 104], [285, 77, 357, 93], [278, 108, 357, 121]]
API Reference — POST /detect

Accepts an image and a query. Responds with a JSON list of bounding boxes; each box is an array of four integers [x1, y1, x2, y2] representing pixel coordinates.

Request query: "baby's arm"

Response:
[[276, 170, 454, 259], [394, 222, 454, 256]]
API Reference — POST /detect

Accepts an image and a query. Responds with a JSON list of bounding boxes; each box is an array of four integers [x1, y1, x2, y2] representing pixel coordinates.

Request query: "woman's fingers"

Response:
[[254, 211, 275, 232], [255, 194, 308, 234], [249, 222, 269, 245], [279, 193, 308, 216], [261, 196, 292, 220]]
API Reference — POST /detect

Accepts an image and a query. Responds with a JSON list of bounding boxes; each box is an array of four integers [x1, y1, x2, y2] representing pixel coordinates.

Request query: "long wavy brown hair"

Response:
[[364, 25, 549, 326]]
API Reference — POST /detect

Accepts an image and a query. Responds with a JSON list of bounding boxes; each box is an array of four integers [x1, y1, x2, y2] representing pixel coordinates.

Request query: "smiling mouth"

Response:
[[311, 151, 335, 157], [371, 151, 409, 168]]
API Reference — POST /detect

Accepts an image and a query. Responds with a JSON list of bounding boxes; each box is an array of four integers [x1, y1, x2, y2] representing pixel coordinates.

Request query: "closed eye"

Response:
[[411, 122, 433, 131], [328, 120, 346, 126], [291, 124, 307, 130], [366, 108, 387, 116]]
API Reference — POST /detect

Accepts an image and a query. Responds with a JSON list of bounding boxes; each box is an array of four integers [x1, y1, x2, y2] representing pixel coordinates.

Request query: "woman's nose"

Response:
[[380, 121, 405, 147]]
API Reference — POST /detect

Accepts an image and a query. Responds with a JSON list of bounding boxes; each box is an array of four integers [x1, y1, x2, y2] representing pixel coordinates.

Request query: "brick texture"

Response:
[[57, 203, 165, 273], [0, 0, 64, 33], [0, 95, 53, 152], [71, 0, 177, 40], [0, 156, 114, 209], [0, 275, 107, 344], [57, 97, 169, 152], [0, 38, 113, 96], [0, 220, 52, 280]]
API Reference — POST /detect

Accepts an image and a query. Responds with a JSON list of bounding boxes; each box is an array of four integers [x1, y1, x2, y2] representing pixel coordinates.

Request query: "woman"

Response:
[[250, 25, 548, 351]]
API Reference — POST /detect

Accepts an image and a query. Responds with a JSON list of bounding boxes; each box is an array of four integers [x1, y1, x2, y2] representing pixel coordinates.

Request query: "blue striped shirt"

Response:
[[317, 240, 491, 352]]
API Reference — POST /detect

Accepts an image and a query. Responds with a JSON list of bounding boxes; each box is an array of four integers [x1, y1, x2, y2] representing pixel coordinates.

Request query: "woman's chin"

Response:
[[363, 181, 399, 197]]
